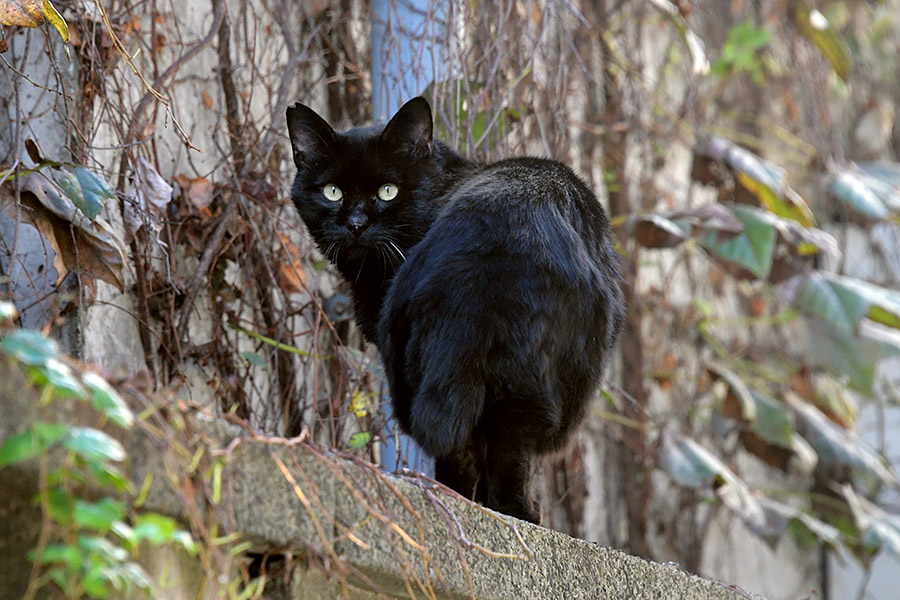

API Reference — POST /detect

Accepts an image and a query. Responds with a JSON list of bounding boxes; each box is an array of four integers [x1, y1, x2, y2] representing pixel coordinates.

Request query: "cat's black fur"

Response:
[[287, 98, 624, 523]]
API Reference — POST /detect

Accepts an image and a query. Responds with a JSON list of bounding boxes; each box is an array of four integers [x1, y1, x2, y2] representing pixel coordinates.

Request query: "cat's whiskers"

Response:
[[387, 239, 407, 262]]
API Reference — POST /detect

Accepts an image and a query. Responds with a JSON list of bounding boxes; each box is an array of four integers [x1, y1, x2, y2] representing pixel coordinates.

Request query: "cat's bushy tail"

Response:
[[379, 283, 485, 458]]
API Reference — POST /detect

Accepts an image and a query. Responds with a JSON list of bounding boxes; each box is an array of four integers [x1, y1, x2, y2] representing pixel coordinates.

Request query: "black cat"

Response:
[[287, 98, 624, 523]]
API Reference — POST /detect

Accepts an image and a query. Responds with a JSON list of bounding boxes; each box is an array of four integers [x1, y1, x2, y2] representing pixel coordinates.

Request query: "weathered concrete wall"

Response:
[[0, 357, 764, 600]]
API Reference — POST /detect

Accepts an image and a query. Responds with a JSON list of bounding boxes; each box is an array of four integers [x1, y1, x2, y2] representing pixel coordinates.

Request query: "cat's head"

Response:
[[286, 97, 437, 275]]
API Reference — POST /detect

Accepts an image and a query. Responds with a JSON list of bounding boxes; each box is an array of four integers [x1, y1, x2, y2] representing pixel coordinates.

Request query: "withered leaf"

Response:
[[0, 0, 44, 27], [277, 233, 307, 293], [124, 157, 173, 242], [633, 214, 688, 248], [175, 174, 214, 210], [4, 172, 128, 291]]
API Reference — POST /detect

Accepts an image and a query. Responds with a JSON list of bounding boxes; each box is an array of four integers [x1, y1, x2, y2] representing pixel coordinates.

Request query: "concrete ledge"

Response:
[[0, 358, 763, 600]]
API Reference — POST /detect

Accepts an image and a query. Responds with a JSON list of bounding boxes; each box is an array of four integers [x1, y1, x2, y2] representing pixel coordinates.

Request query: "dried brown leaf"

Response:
[[175, 174, 214, 210], [0, 0, 43, 27], [277, 233, 307, 293], [633, 214, 688, 248], [7, 173, 128, 291], [125, 157, 173, 242]]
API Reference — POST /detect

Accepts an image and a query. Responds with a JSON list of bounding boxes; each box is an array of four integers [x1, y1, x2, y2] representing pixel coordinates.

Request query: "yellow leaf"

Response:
[[0, 0, 43, 27], [41, 0, 68, 45], [349, 390, 370, 417]]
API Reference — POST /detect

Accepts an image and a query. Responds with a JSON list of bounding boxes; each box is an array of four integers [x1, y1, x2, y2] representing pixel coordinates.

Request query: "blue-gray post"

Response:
[[371, 0, 445, 475]]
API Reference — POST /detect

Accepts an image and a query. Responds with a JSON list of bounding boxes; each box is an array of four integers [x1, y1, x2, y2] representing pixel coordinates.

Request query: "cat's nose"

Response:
[[347, 211, 369, 236]]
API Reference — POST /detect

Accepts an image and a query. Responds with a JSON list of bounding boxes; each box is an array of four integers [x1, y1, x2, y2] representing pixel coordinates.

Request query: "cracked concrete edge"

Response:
[[0, 358, 765, 600]]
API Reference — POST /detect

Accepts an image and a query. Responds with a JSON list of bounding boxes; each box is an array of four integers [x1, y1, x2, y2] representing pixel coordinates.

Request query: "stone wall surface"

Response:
[[0, 358, 765, 600]]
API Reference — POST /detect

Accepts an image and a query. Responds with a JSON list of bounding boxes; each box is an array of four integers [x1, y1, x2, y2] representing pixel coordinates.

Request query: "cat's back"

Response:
[[418, 155, 618, 289]]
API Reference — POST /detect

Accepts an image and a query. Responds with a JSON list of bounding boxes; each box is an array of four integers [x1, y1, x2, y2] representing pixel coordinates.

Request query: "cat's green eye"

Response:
[[378, 183, 399, 202], [322, 184, 343, 202]]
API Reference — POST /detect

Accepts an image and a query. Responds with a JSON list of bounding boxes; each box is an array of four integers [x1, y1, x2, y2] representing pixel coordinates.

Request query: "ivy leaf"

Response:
[[39, 544, 81, 568], [698, 205, 777, 279], [73, 498, 126, 532], [73, 166, 115, 220], [658, 430, 722, 489], [759, 496, 843, 551], [830, 171, 890, 222], [0, 428, 45, 466], [812, 374, 857, 429], [83, 372, 134, 429], [788, 395, 898, 496], [132, 513, 178, 545], [792, 272, 866, 334], [31, 359, 87, 400], [747, 390, 794, 449], [4, 173, 129, 291], [1, 329, 59, 365], [40, 0, 68, 45], [241, 351, 266, 367], [0, 424, 65, 474], [62, 427, 126, 463], [348, 432, 371, 449], [804, 318, 900, 394], [842, 485, 900, 556], [708, 362, 757, 422], [825, 274, 900, 330]]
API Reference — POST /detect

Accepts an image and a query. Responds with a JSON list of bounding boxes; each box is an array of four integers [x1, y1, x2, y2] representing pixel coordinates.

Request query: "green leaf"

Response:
[[348, 431, 371, 449], [73, 498, 126, 532], [707, 362, 757, 421], [1, 329, 59, 365], [87, 461, 131, 492], [31, 359, 87, 399], [825, 273, 900, 330], [171, 529, 198, 555], [793, 272, 865, 334], [78, 534, 128, 562], [82, 372, 134, 429], [40, 544, 82, 568], [804, 318, 900, 394], [45, 487, 73, 525], [62, 427, 126, 463], [698, 205, 777, 279], [0, 429, 42, 466], [812, 374, 857, 428], [73, 167, 114, 221], [788, 395, 897, 496], [843, 485, 900, 556], [1, 422, 67, 466], [747, 390, 794, 449], [830, 171, 890, 221], [241, 351, 266, 367], [118, 562, 154, 591], [658, 431, 721, 489], [57, 169, 88, 218], [761, 496, 843, 550], [132, 512, 178, 545]]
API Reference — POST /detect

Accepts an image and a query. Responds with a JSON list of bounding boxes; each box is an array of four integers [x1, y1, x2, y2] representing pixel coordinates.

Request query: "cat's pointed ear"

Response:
[[286, 103, 335, 167], [382, 97, 433, 157]]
